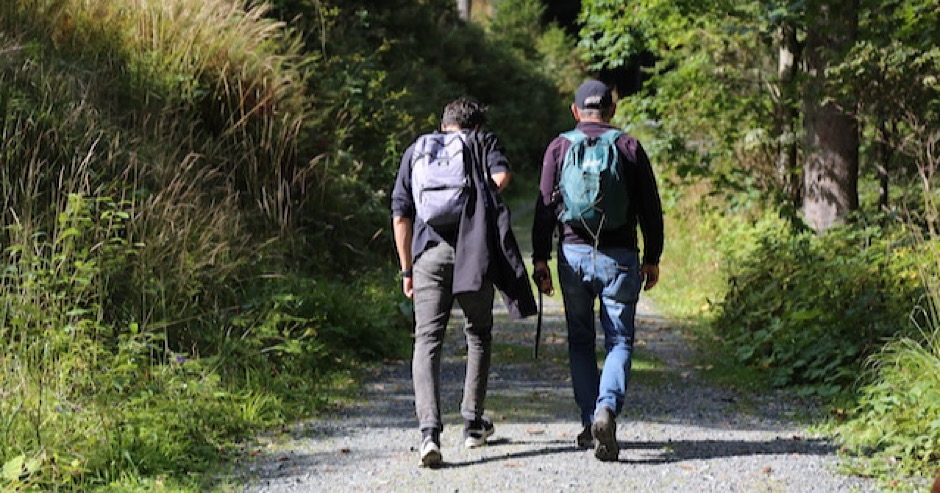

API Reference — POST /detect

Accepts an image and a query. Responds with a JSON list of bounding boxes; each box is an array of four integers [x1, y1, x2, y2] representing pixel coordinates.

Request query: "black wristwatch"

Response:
[[400, 268, 413, 278]]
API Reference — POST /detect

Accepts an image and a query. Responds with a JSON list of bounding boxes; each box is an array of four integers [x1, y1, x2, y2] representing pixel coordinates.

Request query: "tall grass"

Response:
[[0, 2, 331, 489], [0, 0, 563, 488], [834, 216, 940, 480], [830, 126, 940, 480], [834, 241, 940, 478], [4, 0, 322, 322], [6, 0, 313, 230]]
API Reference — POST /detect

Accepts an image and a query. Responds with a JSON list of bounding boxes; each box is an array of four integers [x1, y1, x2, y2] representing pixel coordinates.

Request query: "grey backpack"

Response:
[[411, 131, 469, 227]]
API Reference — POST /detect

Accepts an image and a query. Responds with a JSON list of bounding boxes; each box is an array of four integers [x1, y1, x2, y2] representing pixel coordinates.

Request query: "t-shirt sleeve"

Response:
[[478, 131, 510, 175], [390, 144, 416, 219]]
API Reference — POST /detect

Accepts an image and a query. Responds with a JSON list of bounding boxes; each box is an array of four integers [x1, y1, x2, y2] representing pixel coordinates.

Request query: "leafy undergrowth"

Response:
[[712, 214, 924, 394], [0, 261, 409, 492], [827, 238, 940, 485], [649, 200, 940, 486]]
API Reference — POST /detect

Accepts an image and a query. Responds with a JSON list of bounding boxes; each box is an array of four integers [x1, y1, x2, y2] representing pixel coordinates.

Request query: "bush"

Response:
[[836, 326, 940, 477], [713, 214, 925, 393], [832, 220, 940, 479], [0, 0, 570, 488], [224, 275, 412, 387]]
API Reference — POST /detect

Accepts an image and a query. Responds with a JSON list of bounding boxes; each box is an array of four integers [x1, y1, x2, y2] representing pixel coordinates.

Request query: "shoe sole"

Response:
[[420, 448, 442, 468], [591, 416, 619, 461], [464, 427, 495, 448]]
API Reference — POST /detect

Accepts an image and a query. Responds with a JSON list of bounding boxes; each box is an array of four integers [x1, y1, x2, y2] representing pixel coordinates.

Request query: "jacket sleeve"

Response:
[[531, 137, 565, 263], [631, 142, 664, 266]]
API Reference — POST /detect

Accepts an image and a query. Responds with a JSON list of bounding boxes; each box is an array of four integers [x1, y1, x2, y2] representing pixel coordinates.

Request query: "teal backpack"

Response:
[[556, 129, 629, 233]]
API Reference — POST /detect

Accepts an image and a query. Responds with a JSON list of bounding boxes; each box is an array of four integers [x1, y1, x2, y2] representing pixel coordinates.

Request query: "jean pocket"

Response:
[[605, 263, 642, 304]]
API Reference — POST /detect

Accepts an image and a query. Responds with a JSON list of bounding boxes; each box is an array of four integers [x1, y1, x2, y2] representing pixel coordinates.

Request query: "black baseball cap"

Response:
[[574, 80, 613, 109]]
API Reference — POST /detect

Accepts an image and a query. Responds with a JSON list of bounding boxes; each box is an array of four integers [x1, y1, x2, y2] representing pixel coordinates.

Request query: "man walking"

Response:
[[391, 98, 535, 467], [531, 80, 664, 461]]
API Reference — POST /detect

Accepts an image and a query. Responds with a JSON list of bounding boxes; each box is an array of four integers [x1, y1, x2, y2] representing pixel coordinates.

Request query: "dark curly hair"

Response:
[[441, 97, 486, 129]]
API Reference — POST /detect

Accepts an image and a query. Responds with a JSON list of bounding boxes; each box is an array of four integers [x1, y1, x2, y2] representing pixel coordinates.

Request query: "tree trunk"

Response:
[[802, 0, 859, 232], [776, 22, 802, 209], [457, 0, 471, 21], [876, 119, 892, 212]]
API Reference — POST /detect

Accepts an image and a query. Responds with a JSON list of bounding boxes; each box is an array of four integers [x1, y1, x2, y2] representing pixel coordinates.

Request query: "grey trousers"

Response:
[[412, 242, 494, 433]]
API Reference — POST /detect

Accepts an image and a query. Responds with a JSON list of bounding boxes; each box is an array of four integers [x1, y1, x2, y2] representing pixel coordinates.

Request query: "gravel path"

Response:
[[236, 291, 882, 492]]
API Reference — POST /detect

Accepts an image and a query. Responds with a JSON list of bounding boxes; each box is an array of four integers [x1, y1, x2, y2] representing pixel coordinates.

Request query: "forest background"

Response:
[[0, 0, 938, 490]]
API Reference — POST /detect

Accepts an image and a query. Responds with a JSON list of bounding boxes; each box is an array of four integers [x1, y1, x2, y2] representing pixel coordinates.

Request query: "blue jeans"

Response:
[[558, 243, 642, 426]]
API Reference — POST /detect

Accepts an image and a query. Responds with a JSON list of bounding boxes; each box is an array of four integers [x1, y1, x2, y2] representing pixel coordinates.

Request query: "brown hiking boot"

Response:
[[591, 406, 619, 461]]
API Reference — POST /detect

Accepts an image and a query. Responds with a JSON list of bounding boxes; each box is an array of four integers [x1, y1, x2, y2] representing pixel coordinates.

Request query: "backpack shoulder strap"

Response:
[[597, 129, 626, 178], [560, 129, 587, 144], [414, 132, 447, 155], [599, 129, 624, 142]]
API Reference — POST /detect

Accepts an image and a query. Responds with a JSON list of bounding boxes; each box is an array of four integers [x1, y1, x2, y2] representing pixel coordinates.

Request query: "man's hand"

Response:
[[402, 276, 414, 299], [491, 171, 511, 192], [392, 215, 414, 298], [532, 261, 554, 295], [641, 264, 660, 291]]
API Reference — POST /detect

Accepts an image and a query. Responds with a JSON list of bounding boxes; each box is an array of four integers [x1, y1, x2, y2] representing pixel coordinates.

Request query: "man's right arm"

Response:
[[622, 139, 664, 291], [532, 138, 564, 263], [392, 216, 414, 298], [531, 138, 564, 295], [391, 145, 416, 298]]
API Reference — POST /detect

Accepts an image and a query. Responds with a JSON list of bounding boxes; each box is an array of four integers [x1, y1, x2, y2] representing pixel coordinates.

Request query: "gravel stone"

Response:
[[236, 293, 882, 492]]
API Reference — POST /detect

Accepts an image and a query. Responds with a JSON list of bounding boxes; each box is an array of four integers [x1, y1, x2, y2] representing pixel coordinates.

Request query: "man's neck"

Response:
[[441, 124, 477, 132]]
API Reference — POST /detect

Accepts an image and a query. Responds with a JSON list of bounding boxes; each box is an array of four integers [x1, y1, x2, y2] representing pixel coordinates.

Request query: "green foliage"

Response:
[[646, 192, 733, 322], [713, 215, 924, 393], [858, 0, 940, 48], [486, 0, 585, 111], [578, 0, 940, 480], [834, 271, 938, 483], [0, 0, 574, 489], [0, 194, 277, 490], [578, 0, 648, 69], [831, 185, 940, 481], [488, 0, 546, 59], [224, 275, 411, 387], [836, 327, 940, 478], [834, 43, 940, 123], [535, 26, 588, 97]]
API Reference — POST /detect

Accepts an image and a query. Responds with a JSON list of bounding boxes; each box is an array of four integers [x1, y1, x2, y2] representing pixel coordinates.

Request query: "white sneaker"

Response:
[[463, 416, 495, 448], [419, 435, 442, 467]]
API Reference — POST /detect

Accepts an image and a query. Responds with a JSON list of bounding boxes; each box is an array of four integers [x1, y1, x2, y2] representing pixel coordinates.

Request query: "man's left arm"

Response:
[[531, 138, 565, 295], [480, 131, 511, 193], [633, 143, 664, 291], [491, 171, 511, 192]]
